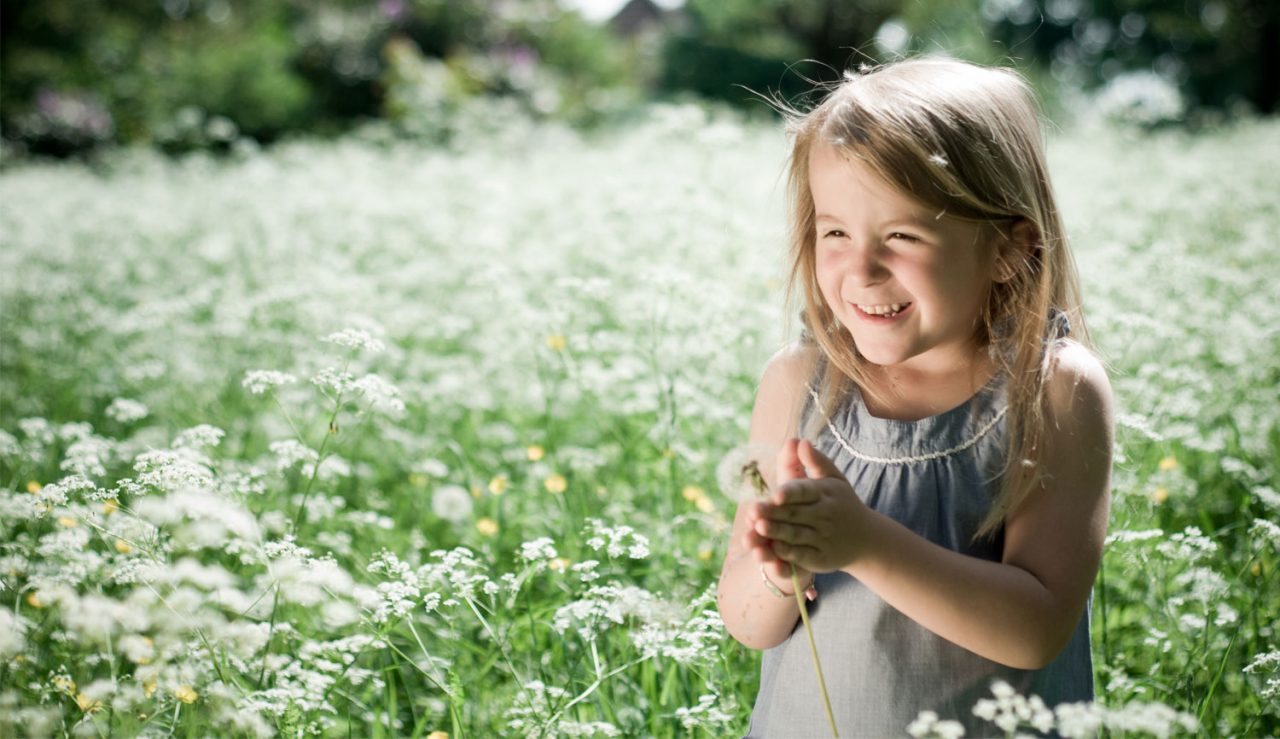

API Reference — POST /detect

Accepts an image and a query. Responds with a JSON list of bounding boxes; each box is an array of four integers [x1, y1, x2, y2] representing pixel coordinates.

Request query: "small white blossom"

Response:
[[105, 398, 149, 424], [242, 370, 298, 395], [320, 329, 385, 354]]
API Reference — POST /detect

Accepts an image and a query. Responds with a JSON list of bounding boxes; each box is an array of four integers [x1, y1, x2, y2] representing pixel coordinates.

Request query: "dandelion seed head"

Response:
[[714, 442, 777, 503], [431, 485, 473, 524]]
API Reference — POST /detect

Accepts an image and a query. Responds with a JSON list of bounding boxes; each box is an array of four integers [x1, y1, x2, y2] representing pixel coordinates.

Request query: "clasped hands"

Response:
[[744, 438, 868, 599]]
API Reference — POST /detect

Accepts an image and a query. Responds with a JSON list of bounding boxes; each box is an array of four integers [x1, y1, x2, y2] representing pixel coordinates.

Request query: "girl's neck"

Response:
[[859, 350, 998, 422]]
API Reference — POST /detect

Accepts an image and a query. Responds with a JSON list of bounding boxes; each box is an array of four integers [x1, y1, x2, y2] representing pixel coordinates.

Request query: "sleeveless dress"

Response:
[[745, 336, 1093, 737]]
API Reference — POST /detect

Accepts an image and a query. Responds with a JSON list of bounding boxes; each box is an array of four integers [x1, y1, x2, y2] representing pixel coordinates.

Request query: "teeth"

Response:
[[858, 302, 909, 316]]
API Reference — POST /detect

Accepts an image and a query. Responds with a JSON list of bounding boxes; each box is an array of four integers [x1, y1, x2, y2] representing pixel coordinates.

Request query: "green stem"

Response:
[[791, 564, 837, 737]]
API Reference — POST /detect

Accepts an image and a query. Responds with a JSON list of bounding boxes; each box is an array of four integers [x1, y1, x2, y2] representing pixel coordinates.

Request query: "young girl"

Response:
[[717, 57, 1113, 737]]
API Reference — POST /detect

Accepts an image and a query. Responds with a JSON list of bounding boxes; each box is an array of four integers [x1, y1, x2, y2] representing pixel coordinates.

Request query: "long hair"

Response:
[[778, 56, 1090, 540]]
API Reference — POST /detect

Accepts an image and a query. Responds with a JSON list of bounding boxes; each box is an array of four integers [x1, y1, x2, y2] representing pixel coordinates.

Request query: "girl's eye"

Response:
[[821, 230, 846, 239], [888, 232, 919, 243]]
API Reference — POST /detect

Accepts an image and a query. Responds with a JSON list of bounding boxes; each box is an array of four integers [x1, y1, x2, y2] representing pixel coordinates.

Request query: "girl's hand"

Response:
[[750, 439, 868, 574]]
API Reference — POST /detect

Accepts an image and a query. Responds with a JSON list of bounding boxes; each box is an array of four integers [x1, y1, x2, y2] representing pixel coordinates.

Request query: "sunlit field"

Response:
[[2, 108, 1277, 737]]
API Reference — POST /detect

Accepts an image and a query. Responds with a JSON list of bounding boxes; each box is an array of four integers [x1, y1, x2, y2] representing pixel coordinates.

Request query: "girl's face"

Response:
[[809, 143, 1000, 377]]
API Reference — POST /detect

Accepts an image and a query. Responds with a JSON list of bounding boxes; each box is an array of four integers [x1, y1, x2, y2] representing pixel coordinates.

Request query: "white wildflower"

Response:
[[675, 693, 737, 731], [1105, 528, 1164, 545], [571, 559, 600, 583], [60, 434, 113, 478], [908, 710, 966, 739], [1249, 518, 1280, 547], [242, 370, 298, 395], [431, 485, 473, 523], [105, 398, 149, 424], [351, 373, 404, 414], [310, 366, 355, 395], [517, 537, 558, 563], [173, 424, 225, 449], [584, 518, 650, 559], [320, 328, 385, 354], [269, 440, 319, 471]]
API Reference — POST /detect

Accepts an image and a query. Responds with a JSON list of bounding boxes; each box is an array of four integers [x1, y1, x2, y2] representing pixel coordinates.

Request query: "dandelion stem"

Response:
[[744, 454, 838, 736], [791, 564, 838, 737]]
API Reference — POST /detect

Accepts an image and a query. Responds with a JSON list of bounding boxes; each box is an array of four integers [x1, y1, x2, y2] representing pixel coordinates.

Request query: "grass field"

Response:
[[1, 107, 1277, 737]]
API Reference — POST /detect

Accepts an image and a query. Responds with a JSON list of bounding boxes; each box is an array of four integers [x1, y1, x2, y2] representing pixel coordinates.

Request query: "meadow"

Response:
[[1, 106, 1277, 737]]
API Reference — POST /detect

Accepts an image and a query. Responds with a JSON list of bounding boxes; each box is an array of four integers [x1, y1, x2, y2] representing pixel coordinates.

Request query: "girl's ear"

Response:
[[992, 218, 1039, 284]]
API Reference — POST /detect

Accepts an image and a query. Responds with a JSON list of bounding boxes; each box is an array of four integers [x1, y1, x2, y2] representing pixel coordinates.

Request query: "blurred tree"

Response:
[[659, 0, 901, 110], [984, 0, 1280, 113], [0, 0, 636, 155]]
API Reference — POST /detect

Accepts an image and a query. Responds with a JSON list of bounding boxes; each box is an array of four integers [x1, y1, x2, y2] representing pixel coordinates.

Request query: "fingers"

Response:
[[771, 540, 821, 572], [797, 439, 843, 480], [753, 515, 816, 546], [775, 438, 804, 484]]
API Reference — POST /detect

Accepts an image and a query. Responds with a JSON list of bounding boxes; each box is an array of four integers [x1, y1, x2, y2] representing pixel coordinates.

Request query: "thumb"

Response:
[[797, 439, 841, 480], [775, 438, 805, 484]]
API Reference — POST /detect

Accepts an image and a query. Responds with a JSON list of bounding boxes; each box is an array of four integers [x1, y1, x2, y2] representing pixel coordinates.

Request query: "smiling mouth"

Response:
[[852, 302, 912, 319]]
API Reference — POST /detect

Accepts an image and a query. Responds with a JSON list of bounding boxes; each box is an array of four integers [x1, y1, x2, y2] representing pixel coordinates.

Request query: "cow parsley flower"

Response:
[[173, 424, 226, 450], [242, 370, 298, 395], [584, 518, 650, 559], [105, 398, 149, 424], [907, 710, 965, 739], [320, 329, 385, 354]]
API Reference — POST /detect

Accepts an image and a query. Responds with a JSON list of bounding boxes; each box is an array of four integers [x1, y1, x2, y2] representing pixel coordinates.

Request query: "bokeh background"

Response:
[[2, 0, 1277, 158]]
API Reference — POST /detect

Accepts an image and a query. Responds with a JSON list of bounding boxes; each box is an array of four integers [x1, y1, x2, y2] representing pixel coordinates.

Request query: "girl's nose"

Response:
[[842, 239, 890, 285]]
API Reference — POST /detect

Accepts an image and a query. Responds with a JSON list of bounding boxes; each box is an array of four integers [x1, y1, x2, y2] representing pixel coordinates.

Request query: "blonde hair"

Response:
[[778, 56, 1090, 540]]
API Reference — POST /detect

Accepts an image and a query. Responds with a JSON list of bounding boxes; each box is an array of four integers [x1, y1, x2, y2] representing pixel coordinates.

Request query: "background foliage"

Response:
[[2, 0, 1277, 157]]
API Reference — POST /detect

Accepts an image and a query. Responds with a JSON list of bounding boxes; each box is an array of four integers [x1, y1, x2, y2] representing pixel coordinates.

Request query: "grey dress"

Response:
[[745, 358, 1094, 738]]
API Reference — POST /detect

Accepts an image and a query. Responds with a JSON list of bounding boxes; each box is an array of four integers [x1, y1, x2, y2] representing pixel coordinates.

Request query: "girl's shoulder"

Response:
[[1042, 339, 1113, 436], [752, 340, 823, 441], [759, 340, 822, 390]]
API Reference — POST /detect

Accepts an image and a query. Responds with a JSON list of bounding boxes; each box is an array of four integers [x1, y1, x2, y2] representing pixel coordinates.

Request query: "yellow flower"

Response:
[[1158, 456, 1178, 471], [75, 693, 102, 713], [544, 474, 567, 494], [662, 447, 677, 459], [681, 485, 704, 502], [476, 517, 499, 537], [1252, 561, 1263, 577], [57, 516, 77, 528], [695, 495, 715, 513], [526, 445, 544, 462], [102, 498, 119, 515], [143, 679, 157, 698], [488, 475, 510, 495], [427, 732, 450, 739], [549, 557, 571, 572], [409, 473, 428, 487], [174, 685, 198, 704], [1149, 487, 1169, 504], [697, 548, 714, 562], [52, 676, 75, 695], [545, 334, 567, 352], [26, 480, 42, 493], [115, 538, 133, 554], [26, 592, 43, 609], [470, 484, 483, 499]]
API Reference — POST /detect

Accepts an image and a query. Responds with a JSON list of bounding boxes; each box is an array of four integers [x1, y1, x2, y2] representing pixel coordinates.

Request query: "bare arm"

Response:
[[754, 342, 1113, 668], [716, 342, 818, 650]]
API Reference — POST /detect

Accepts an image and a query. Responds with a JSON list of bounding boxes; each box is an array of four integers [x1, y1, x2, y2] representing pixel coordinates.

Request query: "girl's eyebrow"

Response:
[[815, 212, 939, 231]]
